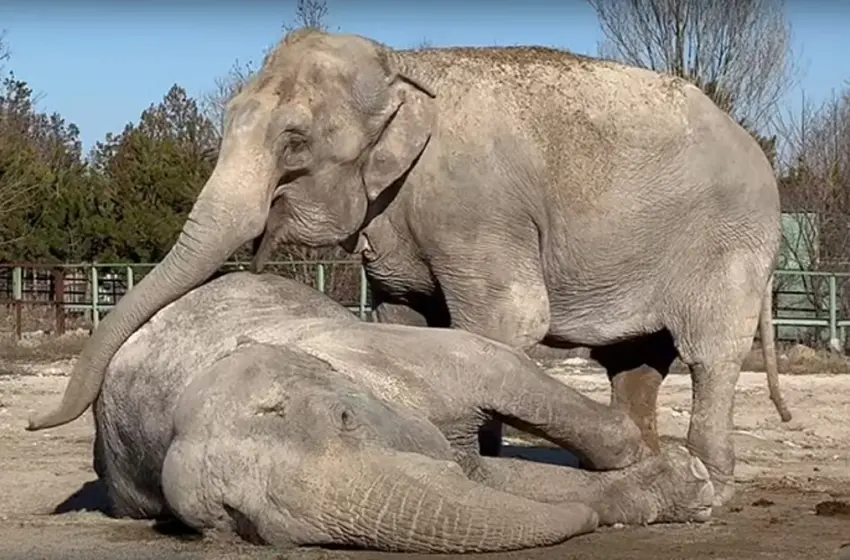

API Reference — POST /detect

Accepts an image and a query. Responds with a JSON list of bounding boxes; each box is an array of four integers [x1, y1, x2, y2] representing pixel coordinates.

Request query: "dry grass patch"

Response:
[[0, 332, 88, 364], [740, 343, 850, 375]]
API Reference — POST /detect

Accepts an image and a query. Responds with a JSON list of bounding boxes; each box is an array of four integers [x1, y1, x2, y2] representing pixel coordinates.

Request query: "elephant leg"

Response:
[[429, 243, 551, 458], [591, 331, 678, 453], [370, 288, 511, 457], [470, 348, 651, 470], [428, 224, 551, 350], [677, 354, 748, 507], [374, 300, 429, 326], [370, 281, 451, 328], [669, 263, 766, 507], [468, 447, 713, 526]]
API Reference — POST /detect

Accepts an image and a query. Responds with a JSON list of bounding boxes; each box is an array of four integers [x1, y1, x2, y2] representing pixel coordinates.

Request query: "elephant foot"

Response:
[[593, 445, 714, 526], [684, 442, 736, 507], [705, 470, 736, 507]]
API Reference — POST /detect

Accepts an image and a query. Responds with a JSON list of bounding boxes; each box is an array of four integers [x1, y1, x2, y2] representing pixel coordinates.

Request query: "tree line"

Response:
[[1, 0, 847, 278]]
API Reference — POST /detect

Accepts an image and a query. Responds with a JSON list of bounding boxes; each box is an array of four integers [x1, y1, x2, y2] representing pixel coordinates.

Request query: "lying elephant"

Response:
[[32, 30, 789, 508], [96, 272, 713, 553]]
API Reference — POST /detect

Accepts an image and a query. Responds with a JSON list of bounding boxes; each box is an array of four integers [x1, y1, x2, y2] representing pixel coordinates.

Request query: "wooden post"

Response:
[[53, 268, 66, 336], [14, 300, 21, 341]]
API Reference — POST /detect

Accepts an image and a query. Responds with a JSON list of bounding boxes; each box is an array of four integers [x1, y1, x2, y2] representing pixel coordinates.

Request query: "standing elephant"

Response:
[[30, 30, 789, 507], [97, 272, 713, 553]]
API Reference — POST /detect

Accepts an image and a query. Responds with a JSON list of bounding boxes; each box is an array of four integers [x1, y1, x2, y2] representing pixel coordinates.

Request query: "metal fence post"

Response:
[[12, 266, 22, 301], [11, 266, 22, 340], [91, 264, 100, 329], [359, 265, 368, 320], [829, 274, 840, 352], [316, 263, 326, 294], [126, 265, 134, 292]]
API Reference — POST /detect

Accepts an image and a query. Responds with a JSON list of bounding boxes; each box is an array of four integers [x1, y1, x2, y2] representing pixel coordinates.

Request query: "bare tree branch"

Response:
[[198, 59, 258, 138], [281, 0, 329, 35], [773, 84, 850, 320], [0, 30, 9, 73], [200, 0, 331, 138], [587, 0, 800, 130], [0, 31, 31, 243], [410, 37, 434, 51]]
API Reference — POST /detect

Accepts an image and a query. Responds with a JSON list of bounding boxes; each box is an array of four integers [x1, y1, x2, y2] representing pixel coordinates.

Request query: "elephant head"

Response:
[[27, 30, 437, 430], [160, 342, 596, 552]]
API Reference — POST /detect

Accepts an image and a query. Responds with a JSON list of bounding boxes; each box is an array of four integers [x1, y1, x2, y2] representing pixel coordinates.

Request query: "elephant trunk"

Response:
[[310, 452, 598, 553], [27, 162, 271, 431], [249, 222, 276, 274]]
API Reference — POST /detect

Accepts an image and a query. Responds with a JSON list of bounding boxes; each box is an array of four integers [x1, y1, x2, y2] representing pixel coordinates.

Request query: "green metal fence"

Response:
[[3, 262, 850, 349], [773, 269, 850, 351], [0, 260, 374, 337]]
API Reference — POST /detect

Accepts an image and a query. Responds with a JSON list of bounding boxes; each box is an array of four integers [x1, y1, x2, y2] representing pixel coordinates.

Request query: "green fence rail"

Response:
[[0, 260, 374, 338], [3, 263, 850, 350], [772, 269, 850, 352]]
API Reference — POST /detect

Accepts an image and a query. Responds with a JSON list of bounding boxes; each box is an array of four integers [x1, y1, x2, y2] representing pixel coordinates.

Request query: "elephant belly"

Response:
[[544, 291, 663, 347]]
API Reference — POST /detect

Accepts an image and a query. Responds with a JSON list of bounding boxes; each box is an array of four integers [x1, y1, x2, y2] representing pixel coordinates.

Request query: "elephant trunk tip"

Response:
[[26, 407, 82, 432], [249, 259, 265, 274]]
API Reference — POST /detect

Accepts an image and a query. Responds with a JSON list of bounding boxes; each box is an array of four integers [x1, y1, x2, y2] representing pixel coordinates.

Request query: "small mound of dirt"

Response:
[[786, 343, 820, 363], [752, 498, 775, 507], [740, 342, 850, 374], [815, 500, 850, 519]]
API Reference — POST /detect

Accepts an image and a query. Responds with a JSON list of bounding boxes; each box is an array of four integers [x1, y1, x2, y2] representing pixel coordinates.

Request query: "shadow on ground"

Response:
[[54, 479, 111, 515], [502, 445, 581, 467]]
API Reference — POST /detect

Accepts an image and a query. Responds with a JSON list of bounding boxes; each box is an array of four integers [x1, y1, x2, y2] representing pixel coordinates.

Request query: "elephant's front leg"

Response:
[[370, 286, 506, 456], [591, 332, 678, 453], [431, 255, 551, 352], [373, 300, 429, 327], [430, 245, 553, 458], [369, 281, 450, 327], [373, 295, 503, 455]]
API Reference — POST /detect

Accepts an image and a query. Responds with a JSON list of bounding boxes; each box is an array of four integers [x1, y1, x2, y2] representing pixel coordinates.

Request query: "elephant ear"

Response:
[[235, 335, 260, 347], [362, 74, 437, 201]]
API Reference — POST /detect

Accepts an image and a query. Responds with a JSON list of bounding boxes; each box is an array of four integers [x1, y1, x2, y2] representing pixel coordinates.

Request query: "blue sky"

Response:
[[3, 0, 849, 151]]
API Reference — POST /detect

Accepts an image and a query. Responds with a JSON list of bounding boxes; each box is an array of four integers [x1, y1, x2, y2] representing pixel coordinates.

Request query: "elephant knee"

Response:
[[458, 316, 547, 350], [502, 281, 550, 348], [443, 276, 550, 350], [490, 288, 550, 350], [375, 302, 429, 327]]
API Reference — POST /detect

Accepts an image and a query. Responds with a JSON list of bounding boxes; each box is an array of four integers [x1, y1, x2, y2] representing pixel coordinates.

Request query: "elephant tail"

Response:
[[760, 274, 792, 422]]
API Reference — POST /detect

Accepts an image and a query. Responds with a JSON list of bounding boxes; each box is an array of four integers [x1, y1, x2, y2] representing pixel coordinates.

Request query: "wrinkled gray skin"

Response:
[[33, 30, 789, 507], [96, 273, 713, 553]]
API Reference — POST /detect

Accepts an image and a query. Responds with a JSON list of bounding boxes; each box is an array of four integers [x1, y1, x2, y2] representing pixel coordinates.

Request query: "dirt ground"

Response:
[[2, 351, 850, 560]]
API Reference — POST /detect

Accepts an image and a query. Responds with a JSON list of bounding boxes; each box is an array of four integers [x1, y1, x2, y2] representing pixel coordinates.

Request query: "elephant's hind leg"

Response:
[[668, 257, 769, 507], [591, 330, 678, 453]]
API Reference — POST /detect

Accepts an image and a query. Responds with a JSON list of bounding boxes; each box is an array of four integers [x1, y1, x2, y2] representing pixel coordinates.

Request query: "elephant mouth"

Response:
[[340, 231, 377, 261], [250, 230, 274, 273]]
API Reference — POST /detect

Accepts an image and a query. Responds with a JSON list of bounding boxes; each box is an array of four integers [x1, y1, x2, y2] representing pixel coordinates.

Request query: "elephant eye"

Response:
[[282, 134, 312, 170], [335, 407, 360, 432], [340, 410, 355, 430]]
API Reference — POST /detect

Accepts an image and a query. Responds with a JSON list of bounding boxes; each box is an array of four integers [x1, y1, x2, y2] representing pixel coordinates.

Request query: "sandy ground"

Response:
[[2, 357, 850, 560]]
